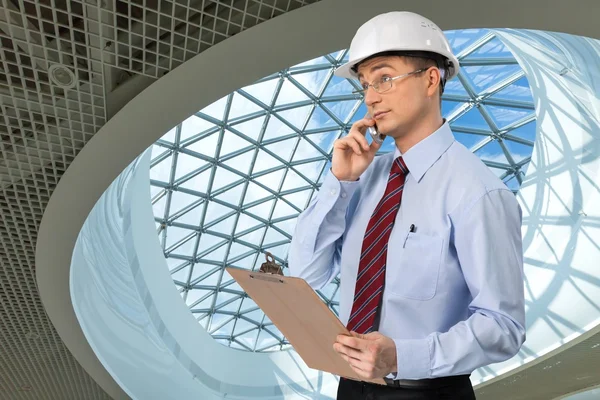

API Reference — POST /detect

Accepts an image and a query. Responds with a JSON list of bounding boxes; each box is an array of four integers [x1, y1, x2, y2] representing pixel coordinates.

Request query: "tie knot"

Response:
[[391, 157, 408, 176]]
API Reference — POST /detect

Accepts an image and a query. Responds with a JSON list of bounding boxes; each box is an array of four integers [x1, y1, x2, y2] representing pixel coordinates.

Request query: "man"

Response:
[[287, 11, 526, 400]]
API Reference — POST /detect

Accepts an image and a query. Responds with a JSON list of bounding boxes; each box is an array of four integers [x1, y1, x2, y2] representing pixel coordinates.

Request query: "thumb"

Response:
[[363, 331, 383, 340]]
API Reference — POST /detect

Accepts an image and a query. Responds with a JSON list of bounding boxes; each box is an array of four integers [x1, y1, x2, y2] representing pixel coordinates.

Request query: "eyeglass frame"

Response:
[[351, 68, 428, 95]]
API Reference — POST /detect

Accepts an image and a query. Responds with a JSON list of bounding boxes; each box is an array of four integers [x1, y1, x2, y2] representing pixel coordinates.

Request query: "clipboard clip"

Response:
[[258, 252, 283, 276]]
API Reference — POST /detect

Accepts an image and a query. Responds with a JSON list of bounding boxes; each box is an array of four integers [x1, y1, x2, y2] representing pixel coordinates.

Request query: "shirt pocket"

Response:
[[386, 232, 443, 301]]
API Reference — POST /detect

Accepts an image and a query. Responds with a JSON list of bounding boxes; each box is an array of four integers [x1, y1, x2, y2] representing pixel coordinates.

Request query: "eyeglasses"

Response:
[[352, 68, 427, 95]]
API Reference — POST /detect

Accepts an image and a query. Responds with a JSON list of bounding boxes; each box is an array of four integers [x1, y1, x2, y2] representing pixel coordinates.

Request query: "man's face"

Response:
[[356, 55, 431, 138]]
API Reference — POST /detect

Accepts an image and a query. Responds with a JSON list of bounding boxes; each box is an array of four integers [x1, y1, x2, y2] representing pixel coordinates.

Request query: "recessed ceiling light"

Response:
[[48, 64, 77, 89]]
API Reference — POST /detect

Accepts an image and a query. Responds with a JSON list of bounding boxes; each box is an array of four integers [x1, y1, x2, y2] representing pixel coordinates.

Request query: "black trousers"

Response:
[[336, 376, 476, 400]]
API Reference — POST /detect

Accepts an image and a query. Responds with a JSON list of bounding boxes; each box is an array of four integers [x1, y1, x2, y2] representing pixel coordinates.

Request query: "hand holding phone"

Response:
[[365, 113, 386, 145], [330, 115, 383, 181]]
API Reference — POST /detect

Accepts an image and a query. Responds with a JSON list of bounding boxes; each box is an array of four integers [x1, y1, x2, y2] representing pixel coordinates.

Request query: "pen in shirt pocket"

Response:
[[403, 224, 416, 248]]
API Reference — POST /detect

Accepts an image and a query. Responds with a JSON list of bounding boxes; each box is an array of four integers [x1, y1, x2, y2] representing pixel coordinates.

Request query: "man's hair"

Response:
[[352, 51, 447, 109]]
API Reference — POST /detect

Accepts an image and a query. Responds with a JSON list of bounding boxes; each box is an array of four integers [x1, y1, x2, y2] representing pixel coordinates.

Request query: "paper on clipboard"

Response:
[[226, 266, 386, 385]]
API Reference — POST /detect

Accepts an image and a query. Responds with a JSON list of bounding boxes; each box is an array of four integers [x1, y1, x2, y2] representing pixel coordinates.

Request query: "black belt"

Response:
[[382, 374, 471, 389]]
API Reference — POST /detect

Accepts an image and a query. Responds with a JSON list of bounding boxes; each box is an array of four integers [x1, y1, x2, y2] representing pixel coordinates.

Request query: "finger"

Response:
[[349, 130, 370, 152], [350, 117, 377, 136], [334, 342, 364, 360], [342, 136, 364, 155], [337, 335, 365, 350]]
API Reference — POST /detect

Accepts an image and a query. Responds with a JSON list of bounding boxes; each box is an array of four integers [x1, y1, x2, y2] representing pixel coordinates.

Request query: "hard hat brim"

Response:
[[334, 52, 460, 81]]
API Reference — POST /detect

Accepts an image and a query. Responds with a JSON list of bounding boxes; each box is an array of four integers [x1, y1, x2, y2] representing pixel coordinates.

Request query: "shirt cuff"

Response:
[[319, 171, 360, 211], [392, 337, 432, 380]]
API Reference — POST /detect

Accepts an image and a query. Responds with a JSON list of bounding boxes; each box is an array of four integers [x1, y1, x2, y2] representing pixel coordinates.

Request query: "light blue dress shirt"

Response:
[[288, 121, 526, 380]]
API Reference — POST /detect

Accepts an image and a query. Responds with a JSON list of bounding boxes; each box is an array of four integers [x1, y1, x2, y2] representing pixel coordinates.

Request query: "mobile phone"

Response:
[[365, 113, 385, 144]]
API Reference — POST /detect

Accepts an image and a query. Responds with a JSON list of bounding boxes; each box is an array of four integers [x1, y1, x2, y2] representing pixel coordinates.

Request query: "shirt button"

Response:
[[330, 189, 337, 196], [341, 192, 347, 198]]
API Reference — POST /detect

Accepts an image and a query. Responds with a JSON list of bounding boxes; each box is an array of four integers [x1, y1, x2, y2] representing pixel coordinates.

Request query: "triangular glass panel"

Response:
[[174, 153, 206, 181], [179, 167, 212, 194], [228, 92, 263, 120], [169, 190, 201, 216], [254, 169, 285, 189], [228, 242, 256, 260], [489, 76, 533, 103], [173, 201, 205, 226], [283, 189, 312, 210], [209, 313, 234, 334], [445, 29, 489, 56], [215, 183, 246, 207], [185, 288, 212, 307], [149, 153, 173, 182], [452, 131, 488, 151], [172, 264, 191, 283], [263, 226, 288, 246], [273, 218, 298, 238], [160, 126, 177, 143], [486, 106, 533, 129], [196, 268, 222, 286], [241, 78, 279, 106], [222, 149, 255, 176], [231, 115, 266, 142], [234, 213, 264, 234], [240, 298, 260, 314], [275, 78, 311, 107], [442, 78, 469, 97], [215, 290, 237, 307], [501, 139, 533, 164], [464, 36, 514, 60], [463, 64, 522, 93], [281, 168, 309, 192], [256, 329, 280, 350], [229, 251, 258, 269], [291, 67, 331, 96], [180, 115, 215, 142], [264, 324, 284, 341], [323, 74, 355, 97], [233, 318, 256, 336], [324, 100, 360, 123], [474, 140, 509, 166], [168, 234, 197, 257], [488, 166, 508, 179], [212, 167, 243, 192], [243, 182, 273, 205], [305, 130, 340, 154], [200, 95, 229, 120], [190, 262, 217, 282], [185, 132, 220, 159], [441, 100, 466, 120], [506, 120, 537, 143], [265, 243, 289, 261], [272, 199, 298, 220], [263, 114, 295, 141], [209, 214, 237, 236], [348, 102, 368, 124], [306, 105, 337, 130], [294, 160, 325, 182], [151, 144, 169, 161], [166, 257, 187, 272], [236, 227, 266, 248], [152, 195, 168, 217], [275, 106, 312, 131], [197, 233, 227, 255], [453, 107, 491, 131], [212, 318, 236, 337], [219, 130, 254, 157], [292, 137, 322, 162], [204, 201, 235, 225], [252, 149, 283, 175], [202, 242, 229, 263], [221, 298, 243, 313], [263, 137, 297, 162], [245, 199, 275, 220], [237, 328, 259, 349]]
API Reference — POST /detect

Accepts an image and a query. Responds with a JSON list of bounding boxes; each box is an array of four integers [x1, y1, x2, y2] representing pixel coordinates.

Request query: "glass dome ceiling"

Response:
[[149, 29, 535, 353]]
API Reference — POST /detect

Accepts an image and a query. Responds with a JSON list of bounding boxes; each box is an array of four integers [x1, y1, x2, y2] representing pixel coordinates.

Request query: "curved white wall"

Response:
[[71, 150, 338, 399], [471, 29, 600, 384]]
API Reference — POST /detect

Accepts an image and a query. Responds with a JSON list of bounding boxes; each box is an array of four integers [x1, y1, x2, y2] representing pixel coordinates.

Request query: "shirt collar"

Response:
[[393, 120, 455, 183]]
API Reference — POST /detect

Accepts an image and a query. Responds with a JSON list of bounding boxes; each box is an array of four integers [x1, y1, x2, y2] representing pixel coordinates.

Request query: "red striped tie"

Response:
[[346, 157, 408, 334]]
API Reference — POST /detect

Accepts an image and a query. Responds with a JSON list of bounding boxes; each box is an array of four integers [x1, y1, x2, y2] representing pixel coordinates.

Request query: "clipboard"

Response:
[[226, 254, 386, 386]]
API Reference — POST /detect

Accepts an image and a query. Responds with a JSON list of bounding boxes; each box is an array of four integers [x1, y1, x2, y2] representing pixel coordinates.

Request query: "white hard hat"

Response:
[[335, 11, 459, 81]]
